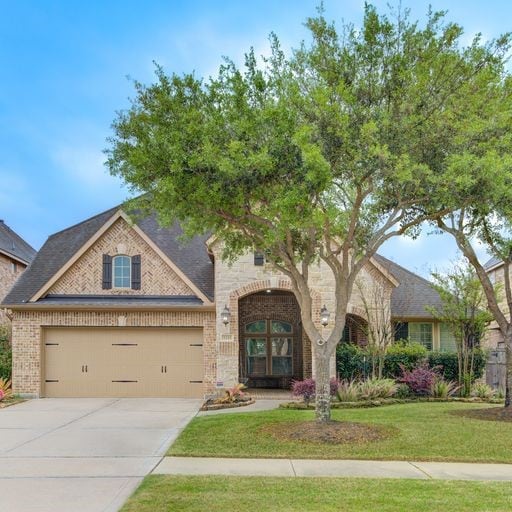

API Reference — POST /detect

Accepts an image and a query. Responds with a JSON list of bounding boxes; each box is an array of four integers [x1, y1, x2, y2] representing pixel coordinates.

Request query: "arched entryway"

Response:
[[341, 314, 369, 347], [238, 290, 311, 388]]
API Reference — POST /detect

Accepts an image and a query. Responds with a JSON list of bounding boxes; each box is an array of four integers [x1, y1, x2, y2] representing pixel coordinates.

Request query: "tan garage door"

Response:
[[43, 327, 204, 398]]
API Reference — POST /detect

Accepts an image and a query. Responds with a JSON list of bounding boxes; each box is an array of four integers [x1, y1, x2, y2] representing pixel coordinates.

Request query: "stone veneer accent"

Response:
[[0, 253, 27, 325], [210, 239, 394, 388], [11, 309, 216, 397], [49, 218, 194, 296]]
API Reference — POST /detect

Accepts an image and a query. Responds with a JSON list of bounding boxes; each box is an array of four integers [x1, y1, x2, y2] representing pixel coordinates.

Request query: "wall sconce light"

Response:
[[320, 305, 330, 327], [221, 304, 231, 325]]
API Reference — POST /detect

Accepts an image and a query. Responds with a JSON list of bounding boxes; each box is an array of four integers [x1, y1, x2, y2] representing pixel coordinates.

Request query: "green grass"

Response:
[[120, 475, 512, 512], [169, 402, 512, 462]]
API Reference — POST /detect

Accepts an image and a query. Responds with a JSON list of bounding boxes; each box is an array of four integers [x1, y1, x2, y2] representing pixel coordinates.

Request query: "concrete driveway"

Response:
[[0, 398, 201, 512]]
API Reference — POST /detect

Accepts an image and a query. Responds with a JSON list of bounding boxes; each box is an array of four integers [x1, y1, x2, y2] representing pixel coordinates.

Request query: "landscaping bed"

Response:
[[120, 475, 512, 512], [0, 396, 25, 409], [169, 402, 512, 462], [280, 396, 504, 410], [201, 398, 255, 411]]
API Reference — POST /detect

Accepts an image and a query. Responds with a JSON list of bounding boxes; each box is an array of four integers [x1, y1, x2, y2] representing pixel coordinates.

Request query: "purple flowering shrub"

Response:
[[291, 378, 339, 405], [399, 363, 439, 395]]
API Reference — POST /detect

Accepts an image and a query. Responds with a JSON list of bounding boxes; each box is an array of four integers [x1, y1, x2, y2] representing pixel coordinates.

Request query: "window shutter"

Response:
[[131, 254, 141, 290], [102, 254, 112, 289], [254, 252, 265, 266]]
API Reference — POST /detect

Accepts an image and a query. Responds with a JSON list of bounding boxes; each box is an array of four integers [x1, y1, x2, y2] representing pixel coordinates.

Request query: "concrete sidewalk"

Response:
[[154, 457, 512, 482]]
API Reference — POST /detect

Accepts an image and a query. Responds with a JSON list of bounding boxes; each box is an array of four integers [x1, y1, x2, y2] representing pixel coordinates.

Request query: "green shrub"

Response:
[[428, 349, 486, 382], [336, 343, 370, 380], [357, 378, 398, 400], [384, 341, 427, 377], [336, 341, 487, 383], [395, 383, 411, 399], [472, 381, 495, 400], [430, 378, 459, 398], [336, 379, 360, 402], [0, 327, 11, 381]]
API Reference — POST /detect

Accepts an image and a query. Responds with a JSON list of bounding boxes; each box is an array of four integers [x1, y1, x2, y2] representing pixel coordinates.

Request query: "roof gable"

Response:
[[3, 207, 214, 305], [0, 220, 36, 265], [46, 216, 196, 297], [373, 254, 441, 319]]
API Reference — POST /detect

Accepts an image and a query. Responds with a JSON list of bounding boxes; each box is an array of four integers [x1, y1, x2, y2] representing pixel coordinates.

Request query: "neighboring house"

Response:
[[484, 256, 508, 348], [2, 205, 455, 399], [0, 220, 36, 325]]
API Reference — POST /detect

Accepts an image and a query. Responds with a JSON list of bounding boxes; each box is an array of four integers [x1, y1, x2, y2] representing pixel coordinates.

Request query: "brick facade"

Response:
[[238, 291, 312, 387], [10, 216, 395, 398], [0, 253, 26, 326], [49, 218, 194, 296], [11, 309, 216, 397]]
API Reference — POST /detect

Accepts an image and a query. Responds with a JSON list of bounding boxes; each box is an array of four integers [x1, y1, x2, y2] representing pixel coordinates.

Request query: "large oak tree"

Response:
[[107, 5, 510, 421]]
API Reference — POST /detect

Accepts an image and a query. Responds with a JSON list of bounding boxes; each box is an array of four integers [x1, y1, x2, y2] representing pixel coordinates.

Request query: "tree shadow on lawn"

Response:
[[451, 406, 512, 423], [261, 420, 397, 444]]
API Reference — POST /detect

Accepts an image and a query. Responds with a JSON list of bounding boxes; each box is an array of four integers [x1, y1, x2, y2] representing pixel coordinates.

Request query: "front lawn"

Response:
[[169, 402, 512, 462], [120, 475, 512, 512]]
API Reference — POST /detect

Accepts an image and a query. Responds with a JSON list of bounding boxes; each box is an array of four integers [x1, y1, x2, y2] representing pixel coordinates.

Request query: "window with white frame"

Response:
[[113, 255, 131, 288], [408, 322, 433, 350]]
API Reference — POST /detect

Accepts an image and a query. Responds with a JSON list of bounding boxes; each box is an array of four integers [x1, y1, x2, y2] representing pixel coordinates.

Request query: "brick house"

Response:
[[0, 220, 36, 325], [483, 256, 509, 349], [2, 205, 456, 398]]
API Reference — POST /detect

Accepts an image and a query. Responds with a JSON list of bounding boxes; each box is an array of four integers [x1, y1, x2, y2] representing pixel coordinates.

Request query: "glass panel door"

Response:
[[247, 338, 267, 376], [271, 337, 292, 375]]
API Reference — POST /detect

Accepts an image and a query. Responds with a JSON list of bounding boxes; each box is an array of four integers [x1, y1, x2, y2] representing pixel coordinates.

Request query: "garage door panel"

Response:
[[43, 328, 204, 398]]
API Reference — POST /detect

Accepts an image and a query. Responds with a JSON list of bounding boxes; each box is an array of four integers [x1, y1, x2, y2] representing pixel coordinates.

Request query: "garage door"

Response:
[[43, 327, 204, 398]]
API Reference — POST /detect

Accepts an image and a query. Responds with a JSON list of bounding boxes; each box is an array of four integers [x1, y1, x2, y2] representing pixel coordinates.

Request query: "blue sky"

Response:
[[1, 0, 510, 276]]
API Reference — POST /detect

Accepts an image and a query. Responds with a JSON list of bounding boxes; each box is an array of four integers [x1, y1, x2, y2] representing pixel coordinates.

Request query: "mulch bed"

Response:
[[0, 398, 25, 409], [262, 420, 392, 445], [201, 398, 255, 411], [452, 406, 512, 422]]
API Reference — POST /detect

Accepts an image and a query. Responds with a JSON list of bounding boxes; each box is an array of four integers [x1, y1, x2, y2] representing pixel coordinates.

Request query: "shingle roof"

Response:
[[484, 256, 502, 270], [3, 206, 214, 305], [0, 220, 36, 265], [373, 254, 441, 319]]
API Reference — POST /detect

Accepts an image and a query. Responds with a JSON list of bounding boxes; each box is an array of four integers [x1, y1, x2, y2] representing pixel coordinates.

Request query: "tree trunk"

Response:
[[315, 349, 331, 423], [505, 331, 512, 408]]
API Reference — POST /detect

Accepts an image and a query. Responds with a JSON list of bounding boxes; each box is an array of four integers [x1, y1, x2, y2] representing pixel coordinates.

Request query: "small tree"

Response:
[[107, 5, 510, 422], [355, 279, 394, 379], [427, 262, 492, 396]]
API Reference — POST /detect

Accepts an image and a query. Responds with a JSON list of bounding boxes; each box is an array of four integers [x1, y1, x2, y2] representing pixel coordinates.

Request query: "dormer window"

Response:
[[113, 255, 131, 288]]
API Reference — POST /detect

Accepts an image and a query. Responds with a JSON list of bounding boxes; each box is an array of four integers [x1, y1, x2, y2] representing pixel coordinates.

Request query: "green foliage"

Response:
[[472, 382, 496, 400], [357, 378, 398, 400], [336, 378, 397, 401], [395, 384, 411, 399], [384, 341, 428, 377], [336, 342, 486, 383], [430, 379, 459, 399], [0, 327, 11, 381], [428, 349, 486, 382], [336, 379, 360, 402], [336, 343, 370, 379], [337, 341, 426, 380], [106, 3, 512, 282], [428, 263, 493, 343]]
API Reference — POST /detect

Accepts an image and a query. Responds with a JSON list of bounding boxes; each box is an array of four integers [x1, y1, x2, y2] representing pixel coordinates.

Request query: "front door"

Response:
[[244, 320, 294, 387]]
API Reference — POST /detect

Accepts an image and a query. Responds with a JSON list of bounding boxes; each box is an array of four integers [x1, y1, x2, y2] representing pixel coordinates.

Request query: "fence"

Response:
[[486, 348, 506, 391]]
